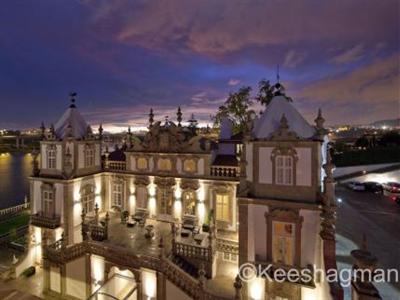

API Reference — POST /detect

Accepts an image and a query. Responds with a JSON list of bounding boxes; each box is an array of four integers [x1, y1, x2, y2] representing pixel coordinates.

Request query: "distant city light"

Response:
[[337, 198, 343, 203]]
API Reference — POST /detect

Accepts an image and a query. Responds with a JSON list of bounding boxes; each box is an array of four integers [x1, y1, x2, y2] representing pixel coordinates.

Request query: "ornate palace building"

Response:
[[18, 91, 342, 300]]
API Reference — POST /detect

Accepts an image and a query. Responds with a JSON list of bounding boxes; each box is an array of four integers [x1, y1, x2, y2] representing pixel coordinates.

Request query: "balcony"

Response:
[[105, 160, 126, 171], [31, 213, 61, 229], [210, 165, 239, 178]]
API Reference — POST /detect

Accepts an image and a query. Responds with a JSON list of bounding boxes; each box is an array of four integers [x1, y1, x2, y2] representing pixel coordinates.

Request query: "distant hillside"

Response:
[[370, 118, 400, 127]]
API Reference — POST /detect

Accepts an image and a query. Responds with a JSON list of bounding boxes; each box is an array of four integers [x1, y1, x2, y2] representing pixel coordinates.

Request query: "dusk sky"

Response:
[[0, 0, 399, 131]]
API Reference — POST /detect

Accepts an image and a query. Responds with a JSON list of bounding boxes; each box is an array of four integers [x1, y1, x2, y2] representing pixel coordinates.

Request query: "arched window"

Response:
[[47, 145, 56, 169], [158, 158, 172, 171], [183, 159, 196, 173], [182, 190, 196, 215], [81, 185, 95, 214], [84, 144, 95, 167], [275, 155, 293, 185]]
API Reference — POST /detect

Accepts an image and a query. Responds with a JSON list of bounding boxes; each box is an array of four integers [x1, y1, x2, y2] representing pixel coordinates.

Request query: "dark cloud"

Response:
[[0, 0, 398, 129]]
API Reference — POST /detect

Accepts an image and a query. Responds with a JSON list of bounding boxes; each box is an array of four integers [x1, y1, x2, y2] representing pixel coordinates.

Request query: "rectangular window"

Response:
[[43, 190, 54, 216], [136, 187, 148, 209], [216, 194, 230, 222], [113, 182, 123, 207], [48, 147, 56, 169], [275, 155, 293, 185], [85, 146, 95, 167], [272, 221, 295, 265]]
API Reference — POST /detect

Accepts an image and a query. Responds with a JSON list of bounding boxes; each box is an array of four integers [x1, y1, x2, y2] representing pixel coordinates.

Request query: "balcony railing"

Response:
[[105, 160, 126, 171], [210, 166, 239, 178], [31, 213, 61, 229]]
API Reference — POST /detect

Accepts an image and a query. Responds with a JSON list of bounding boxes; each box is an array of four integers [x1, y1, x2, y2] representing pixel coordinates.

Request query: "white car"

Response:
[[346, 181, 366, 191]]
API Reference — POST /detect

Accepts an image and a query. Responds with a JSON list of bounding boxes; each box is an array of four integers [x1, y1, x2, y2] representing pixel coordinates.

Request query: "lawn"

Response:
[[0, 212, 30, 236]]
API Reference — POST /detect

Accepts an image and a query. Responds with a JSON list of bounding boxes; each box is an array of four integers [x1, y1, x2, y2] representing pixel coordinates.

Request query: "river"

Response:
[[0, 153, 32, 209]]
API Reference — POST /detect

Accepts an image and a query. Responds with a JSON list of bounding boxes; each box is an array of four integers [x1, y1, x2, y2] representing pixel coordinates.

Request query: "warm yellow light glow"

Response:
[[148, 183, 156, 197], [148, 197, 156, 216], [197, 202, 205, 224], [301, 286, 318, 300], [55, 228, 63, 241], [197, 182, 205, 202], [174, 179, 182, 199], [142, 268, 157, 298], [73, 182, 82, 202], [95, 195, 102, 209], [129, 194, 136, 213], [174, 200, 182, 220], [91, 255, 105, 289], [249, 277, 265, 300]]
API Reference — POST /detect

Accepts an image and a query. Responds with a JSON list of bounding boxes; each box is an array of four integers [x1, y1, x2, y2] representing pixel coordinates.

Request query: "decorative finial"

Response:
[[69, 92, 77, 108], [362, 233, 368, 251], [177, 106, 182, 126], [276, 64, 280, 83], [279, 113, 289, 130], [40, 122, 46, 139], [149, 108, 154, 127], [315, 108, 325, 129], [98, 123, 103, 139]]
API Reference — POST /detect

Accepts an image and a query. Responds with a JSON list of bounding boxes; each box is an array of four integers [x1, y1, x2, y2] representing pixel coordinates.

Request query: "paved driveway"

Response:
[[335, 185, 400, 299]]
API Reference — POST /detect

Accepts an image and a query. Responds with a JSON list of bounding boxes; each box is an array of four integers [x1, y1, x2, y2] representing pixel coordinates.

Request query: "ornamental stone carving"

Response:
[[181, 179, 200, 191]]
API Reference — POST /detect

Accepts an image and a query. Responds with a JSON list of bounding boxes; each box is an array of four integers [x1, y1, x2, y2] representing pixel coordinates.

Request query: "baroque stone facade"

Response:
[[24, 93, 342, 300]]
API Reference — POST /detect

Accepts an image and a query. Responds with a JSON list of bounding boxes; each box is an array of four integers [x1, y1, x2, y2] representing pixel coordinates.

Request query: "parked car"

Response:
[[346, 181, 366, 191], [363, 181, 383, 193], [388, 195, 400, 205], [382, 182, 400, 194]]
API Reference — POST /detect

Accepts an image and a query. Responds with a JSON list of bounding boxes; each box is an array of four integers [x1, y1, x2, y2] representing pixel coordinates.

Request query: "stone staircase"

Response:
[[0, 289, 41, 300], [169, 254, 199, 278]]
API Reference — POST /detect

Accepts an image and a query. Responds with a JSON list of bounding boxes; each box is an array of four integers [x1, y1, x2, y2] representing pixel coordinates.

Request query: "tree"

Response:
[[256, 79, 292, 106], [213, 79, 292, 134], [214, 86, 255, 134]]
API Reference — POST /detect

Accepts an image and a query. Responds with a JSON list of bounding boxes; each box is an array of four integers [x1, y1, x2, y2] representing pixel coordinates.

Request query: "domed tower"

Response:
[[238, 94, 339, 299], [30, 93, 103, 249]]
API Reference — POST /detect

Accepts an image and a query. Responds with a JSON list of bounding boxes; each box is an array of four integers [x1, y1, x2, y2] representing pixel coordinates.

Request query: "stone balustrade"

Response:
[[106, 160, 126, 171], [44, 239, 235, 300], [210, 165, 239, 178], [216, 238, 239, 255], [31, 213, 61, 229]]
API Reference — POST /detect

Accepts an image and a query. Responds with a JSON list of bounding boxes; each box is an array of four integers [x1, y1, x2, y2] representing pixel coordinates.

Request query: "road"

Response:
[[335, 185, 400, 300]]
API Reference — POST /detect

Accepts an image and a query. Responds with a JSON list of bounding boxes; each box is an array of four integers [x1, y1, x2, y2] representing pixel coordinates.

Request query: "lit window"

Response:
[[216, 194, 230, 222], [275, 155, 293, 185], [85, 145, 95, 167], [158, 158, 172, 171], [113, 182, 123, 207], [136, 186, 148, 209], [47, 146, 56, 169], [183, 191, 196, 215], [81, 185, 95, 214], [183, 159, 196, 173], [272, 221, 295, 265], [137, 157, 148, 170], [42, 188, 54, 216]]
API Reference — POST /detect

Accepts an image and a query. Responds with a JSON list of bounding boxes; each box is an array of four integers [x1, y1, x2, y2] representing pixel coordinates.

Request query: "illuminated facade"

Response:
[[22, 92, 342, 300]]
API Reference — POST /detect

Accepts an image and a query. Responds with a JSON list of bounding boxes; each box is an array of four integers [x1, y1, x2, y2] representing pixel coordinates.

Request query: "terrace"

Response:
[[71, 211, 240, 298]]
